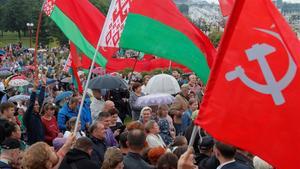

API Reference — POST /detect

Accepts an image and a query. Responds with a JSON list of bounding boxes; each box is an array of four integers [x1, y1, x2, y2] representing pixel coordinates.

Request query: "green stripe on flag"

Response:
[[120, 13, 210, 83], [51, 6, 107, 67]]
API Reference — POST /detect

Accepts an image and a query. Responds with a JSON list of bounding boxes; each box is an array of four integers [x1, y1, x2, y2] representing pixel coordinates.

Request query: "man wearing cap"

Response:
[[0, 138, 21, 169]]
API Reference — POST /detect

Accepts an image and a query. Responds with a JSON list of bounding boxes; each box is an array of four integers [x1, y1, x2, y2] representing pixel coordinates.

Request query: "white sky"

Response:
[[206, 0, 300, 3]]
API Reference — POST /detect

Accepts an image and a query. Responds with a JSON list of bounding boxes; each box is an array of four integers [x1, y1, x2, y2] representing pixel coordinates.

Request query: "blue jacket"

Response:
[[182, 109, 192, 132], [23, 86, 45, 145], [58, 103, 78, 132], [79, 98, 92, 131]]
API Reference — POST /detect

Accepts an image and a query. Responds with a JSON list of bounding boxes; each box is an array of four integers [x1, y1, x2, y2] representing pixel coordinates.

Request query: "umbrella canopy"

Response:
[[136, 93, 175, 107], [55, 91, 73, 102], [61, 77, 72, 83], [88, 75, 128, 90], [0, 70, 13, 78], [47, 78, 56, 85], [144, 74, 180, 94], [25, 65, 35, 70], [12, 75, 26, 80], [0, 50, 6, 55], [0, 67, 10, 71], [8, 79, 29, 87], [8, 95, 30, 102]]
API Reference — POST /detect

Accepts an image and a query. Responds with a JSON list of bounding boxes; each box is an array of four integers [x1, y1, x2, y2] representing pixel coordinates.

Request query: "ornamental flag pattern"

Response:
[[43, 0, 56, 16], [100, 0, 132, 47]]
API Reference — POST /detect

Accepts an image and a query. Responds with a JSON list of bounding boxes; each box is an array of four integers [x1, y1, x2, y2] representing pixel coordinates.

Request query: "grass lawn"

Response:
[[0, 31, 59, 48]]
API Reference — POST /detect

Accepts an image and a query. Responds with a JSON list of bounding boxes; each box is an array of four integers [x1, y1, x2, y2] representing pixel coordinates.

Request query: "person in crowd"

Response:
[[97, 112, 118, 147], [145, 120, 166, 148], [41, 103, 59, 145], [59, 137, 99, 169], [157, 152, 178, 169], [173, 146, 188, 159], [171, 84, 189, 114], [23, 77, 46, 145], [139, 106, 152, 125], [109, 108, 123, 134], [90, 89, 105, 120], [157, 105, 174, 146], [4, 121, 27, 150], [171, 109, 184, 136], [147, 147, 166, 166], [21, 135, 75, 169], [196, 136, 214, 166], [80, 97, 92, 131], [119, 132, 129, 155], [89, 121, 107, 168], [101, 147, 124, 169], [214, 141, 252, 169], [169, 136, 188, 152], [0, 102, 15, 122], [129, 82, 145, 120], [141, 75, 151, 94], [102, 100, 115, 113], [126, 121, 145, 131], [57, 97, 79, 132], [172, 70, 186, 87], [0, 138, 21, 169], [63, 117, 86, 138], [123, 129, 154, 169], [182, 98, 198, 132], [188, 74, 202, 100]]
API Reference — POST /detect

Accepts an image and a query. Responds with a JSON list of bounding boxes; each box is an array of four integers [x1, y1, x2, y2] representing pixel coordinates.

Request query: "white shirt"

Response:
[[90, 97, 105, 120], [146, 134, 166, 148], [216, 160, 236, 169]]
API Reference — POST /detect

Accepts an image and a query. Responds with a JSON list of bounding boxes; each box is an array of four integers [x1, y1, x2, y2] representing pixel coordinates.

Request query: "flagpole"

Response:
[[33, 0, 46, 79], [74, 36, 102, 133], [188, 125, 200, 147], [128, 54, 139, 85]]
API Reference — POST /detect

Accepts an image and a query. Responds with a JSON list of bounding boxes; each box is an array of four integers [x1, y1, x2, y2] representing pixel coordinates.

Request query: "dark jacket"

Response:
[[90, 136, 107, 168], [58, 149, 98, 169], [124, 152, 154, 169], [0, 161, 12, 169], [221, 161, 253, 169], [23, 86, 45, 145]]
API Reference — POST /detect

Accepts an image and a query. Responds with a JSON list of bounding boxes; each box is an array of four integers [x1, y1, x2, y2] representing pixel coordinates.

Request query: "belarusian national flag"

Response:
[[195, 0, 300, 168], [218, 0, 235, 17], [70, 42, 83, 94], [100, 0, 216, 83], [43, 0, 116, 67]]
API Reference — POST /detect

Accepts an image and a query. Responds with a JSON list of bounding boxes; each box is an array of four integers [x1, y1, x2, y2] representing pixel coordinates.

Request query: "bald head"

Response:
[[102, 100, 115, 112]]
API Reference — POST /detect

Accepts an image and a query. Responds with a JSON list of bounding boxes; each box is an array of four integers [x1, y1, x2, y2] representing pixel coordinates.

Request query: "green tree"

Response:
[[89, 0, 111, 15], [208, 30, 223, 47]]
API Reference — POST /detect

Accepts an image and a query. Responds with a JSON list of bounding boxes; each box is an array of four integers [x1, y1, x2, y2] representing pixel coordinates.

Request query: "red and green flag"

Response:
[[100, 0, 216, 83], [43, 0, 117, 67]]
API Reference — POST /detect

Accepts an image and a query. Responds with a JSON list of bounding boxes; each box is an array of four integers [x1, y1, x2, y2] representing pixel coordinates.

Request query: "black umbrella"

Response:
[[88, 75, 128, 90]]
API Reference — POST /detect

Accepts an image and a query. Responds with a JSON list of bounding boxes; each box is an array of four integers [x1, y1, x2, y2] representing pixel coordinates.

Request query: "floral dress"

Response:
[[158, 118, 173, 145]]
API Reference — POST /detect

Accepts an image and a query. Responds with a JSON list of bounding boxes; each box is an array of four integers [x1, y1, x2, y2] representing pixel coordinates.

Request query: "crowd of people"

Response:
[[0, 44, 273, 169]]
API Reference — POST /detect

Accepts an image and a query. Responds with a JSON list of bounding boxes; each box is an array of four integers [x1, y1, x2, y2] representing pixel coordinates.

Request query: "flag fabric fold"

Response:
[[195, 0, 300, 168], [43, 0, 116, 67], [100, 0, 217, 84]]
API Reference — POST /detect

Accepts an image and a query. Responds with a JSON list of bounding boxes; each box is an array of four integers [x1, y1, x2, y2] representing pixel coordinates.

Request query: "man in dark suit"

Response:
[[214, 141, 252, 169], [123, 129, 154, 169]]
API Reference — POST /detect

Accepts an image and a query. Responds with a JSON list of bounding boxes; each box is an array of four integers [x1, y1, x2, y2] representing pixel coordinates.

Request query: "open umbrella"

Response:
[[144, 74, 180, 94], [0, 50, 6, 55], [12, 75, 26, 80], [25, 65, 35, 70], [136, 93, 175, 107], [88, 75, 128, 90], [9, 79, 29, 87], [0, 67, 10, 71], [55, 91, 73, 102], [8, 95, 30, 102], [61, 77, 72, 83], [0, 70, 12, 78]]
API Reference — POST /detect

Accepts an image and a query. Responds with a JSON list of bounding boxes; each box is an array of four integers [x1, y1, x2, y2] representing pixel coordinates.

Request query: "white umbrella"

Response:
[[9, 79, 29, 87], [8, 95, 30, 102], [144, 74, 180, 94], [136, 93, 175, 107]]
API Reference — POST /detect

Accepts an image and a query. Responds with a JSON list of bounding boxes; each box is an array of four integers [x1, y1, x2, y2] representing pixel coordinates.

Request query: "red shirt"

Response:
[[41, 116, 59, 145]]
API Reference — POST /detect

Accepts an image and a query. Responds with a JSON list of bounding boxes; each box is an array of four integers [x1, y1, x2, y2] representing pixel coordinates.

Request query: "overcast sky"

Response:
[[206, 0, 300, 3]]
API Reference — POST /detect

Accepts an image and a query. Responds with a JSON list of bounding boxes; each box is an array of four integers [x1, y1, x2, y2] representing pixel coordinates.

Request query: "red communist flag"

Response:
[[218, 0, 235, 17], [195, 0, 300, 168]]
